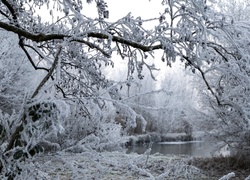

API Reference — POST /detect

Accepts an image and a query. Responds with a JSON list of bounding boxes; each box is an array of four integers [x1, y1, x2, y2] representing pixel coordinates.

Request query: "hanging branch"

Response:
[[182, 55, 221, 105]]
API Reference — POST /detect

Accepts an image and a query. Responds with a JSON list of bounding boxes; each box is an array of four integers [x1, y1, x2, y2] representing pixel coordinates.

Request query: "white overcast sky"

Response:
[[84, 0, 165, 21]]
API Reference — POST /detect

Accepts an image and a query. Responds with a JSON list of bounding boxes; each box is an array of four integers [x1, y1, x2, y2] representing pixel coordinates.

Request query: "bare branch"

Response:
[[182, 55, 221, 105], [0, 9, 9, 18], [72, 39, 111, 58], [19, 40, 50, 72], [1, 0, 18, 20], [32, 46, 62, 98], [55, 84, 67, 98], [23, 44, 45, 59]]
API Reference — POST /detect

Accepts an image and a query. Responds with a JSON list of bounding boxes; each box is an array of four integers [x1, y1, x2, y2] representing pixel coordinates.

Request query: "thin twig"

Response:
[[19, 41, 50, 72]]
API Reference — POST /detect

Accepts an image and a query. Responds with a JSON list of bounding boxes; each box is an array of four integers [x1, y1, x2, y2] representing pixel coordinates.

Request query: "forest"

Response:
[[0, 0, 250, 179]]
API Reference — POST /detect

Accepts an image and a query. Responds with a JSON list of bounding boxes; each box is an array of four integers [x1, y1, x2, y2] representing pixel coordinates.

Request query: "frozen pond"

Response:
[[126, 141, 214, 157]]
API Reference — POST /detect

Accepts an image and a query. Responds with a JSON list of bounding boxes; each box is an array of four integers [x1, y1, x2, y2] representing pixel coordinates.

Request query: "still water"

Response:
[[126, 141, 213, 157]]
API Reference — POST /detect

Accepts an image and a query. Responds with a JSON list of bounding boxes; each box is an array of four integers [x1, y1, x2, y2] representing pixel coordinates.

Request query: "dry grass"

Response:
[[190, 156, 250, 179]]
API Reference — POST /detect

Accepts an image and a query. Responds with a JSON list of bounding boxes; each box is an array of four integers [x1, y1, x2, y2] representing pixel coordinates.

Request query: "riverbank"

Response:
[[126, 132, 203, 146], [8, 151, 249, 179], [191, 156, 250, 179]]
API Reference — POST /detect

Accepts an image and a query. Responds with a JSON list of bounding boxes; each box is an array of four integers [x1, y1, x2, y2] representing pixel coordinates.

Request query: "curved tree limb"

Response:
[[72, 39, 111, 58], [182, 55, 221, 105], [1, 0, 18, 20], [19, 41, 50, 72], [0, 21, 162, 52]]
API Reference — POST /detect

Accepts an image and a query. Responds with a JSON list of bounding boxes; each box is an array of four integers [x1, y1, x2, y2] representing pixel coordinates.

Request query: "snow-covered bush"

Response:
[[0, 32, 39, 114], [50, 99, 126, 152]]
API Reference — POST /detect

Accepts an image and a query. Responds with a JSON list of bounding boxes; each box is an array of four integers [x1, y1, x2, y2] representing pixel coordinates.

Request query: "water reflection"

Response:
[[126, 141, 213, 157]]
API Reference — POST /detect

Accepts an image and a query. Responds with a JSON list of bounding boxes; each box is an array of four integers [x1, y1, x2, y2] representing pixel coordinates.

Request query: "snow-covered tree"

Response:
[[216, 0, 250, 21], [192, 0, 250, 159], [1, 0, 250, 178], [0, 32, 38, 113]]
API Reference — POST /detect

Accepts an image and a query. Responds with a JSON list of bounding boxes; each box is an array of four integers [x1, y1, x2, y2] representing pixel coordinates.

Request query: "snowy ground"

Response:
[[12, 151, 207, 180], [15, 150, 207, 180], [3, 149, 250, 179]]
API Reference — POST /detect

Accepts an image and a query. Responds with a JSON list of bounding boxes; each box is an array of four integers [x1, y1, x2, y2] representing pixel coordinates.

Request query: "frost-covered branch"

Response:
[[19, 41, 50, 72], [31, 46, 62, 98], [0, 21, 163, 52]]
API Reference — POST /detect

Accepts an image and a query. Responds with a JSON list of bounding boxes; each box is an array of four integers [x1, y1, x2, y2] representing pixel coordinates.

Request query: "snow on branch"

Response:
[[31, 46, 62, 98], [0, 21, 163, 53]]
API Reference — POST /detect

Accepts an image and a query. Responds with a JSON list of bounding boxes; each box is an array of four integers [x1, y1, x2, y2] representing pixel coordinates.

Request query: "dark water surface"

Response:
[[126, 141, 213, 157]]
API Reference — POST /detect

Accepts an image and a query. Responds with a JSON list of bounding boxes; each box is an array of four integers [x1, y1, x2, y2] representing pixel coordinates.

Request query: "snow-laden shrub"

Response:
[[37, 98, 128, 153], [96, 122, 125, 151], [0, 98, 71, 177], [0, 33, 41, 114]]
